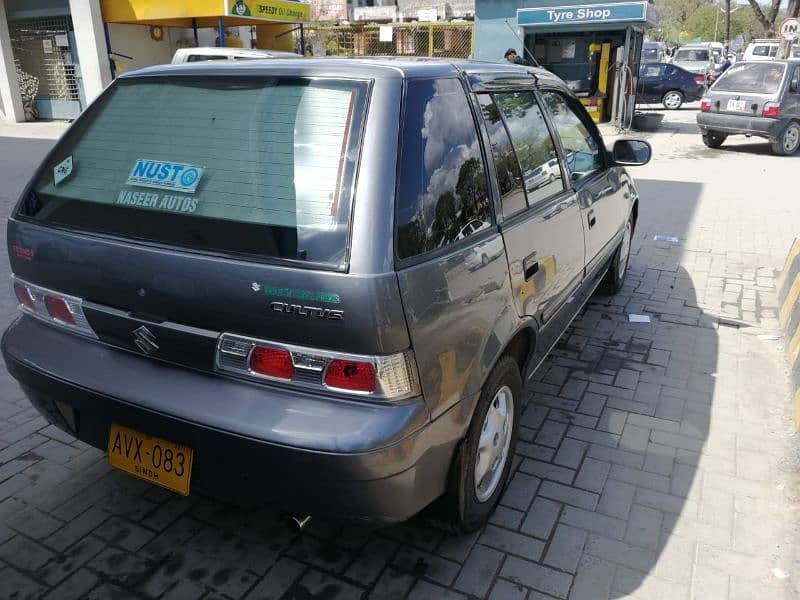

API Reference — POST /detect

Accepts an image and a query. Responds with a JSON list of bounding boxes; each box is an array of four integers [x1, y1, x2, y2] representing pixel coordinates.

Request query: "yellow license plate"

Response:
[[107, 424, 193, 495]]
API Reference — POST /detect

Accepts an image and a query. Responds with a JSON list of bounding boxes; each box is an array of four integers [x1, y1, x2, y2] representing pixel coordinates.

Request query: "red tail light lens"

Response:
[[700, 99, 711, 112], [762, 103, 780, 118], [13, 282, 34, 311], [694, 75, 706, 85], [325, 359, 377, 393], [249, 346, 294, 380], [44, 296, 76, 325]]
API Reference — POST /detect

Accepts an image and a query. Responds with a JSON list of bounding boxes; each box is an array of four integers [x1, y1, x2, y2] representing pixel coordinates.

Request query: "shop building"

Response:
[[0, 0, 310, 123], [474, 0, 659, 125]]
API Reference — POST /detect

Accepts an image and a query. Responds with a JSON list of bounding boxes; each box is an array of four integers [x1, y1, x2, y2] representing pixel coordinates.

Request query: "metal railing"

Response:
[[298, 22, 474, 59]]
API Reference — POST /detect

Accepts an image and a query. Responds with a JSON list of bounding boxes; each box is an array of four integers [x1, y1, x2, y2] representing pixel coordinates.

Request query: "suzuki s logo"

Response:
[[133, 326, 159, 355]]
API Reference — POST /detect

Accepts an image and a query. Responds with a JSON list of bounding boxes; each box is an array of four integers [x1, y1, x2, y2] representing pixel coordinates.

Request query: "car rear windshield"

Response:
[[713, 62, 786, 94], [675, 49, 709, 61], [18, 76, 369, 269]]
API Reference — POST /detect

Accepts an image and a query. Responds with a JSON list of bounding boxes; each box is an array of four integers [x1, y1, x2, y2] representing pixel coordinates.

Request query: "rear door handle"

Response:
[[523, 253, 539, 280], [587, 209, 596, 228]]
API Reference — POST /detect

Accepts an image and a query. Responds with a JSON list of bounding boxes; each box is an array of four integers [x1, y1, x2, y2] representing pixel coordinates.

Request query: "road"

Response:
[[0, 111, 798, 600]]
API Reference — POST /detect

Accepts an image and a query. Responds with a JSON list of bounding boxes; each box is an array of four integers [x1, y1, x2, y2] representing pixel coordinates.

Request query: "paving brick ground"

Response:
[[1, 112, 799, 599]]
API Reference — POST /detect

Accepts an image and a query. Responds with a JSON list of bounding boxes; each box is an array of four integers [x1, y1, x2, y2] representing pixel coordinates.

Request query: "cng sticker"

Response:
[[126, 159, 205, 194]]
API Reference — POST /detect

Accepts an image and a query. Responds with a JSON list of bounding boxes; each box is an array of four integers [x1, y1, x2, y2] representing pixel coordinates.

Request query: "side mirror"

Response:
[[612, 139, 652, 166]]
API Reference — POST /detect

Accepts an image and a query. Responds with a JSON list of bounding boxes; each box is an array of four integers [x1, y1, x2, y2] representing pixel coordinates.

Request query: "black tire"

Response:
[[599, 216, 633, 295], [442, 356, 522, 533], [770, 121, 800, 156], [702, 130, 726, 149], [661, 90, 684, 110]]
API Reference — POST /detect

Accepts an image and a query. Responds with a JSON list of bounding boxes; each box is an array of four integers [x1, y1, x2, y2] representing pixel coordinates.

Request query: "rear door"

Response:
[[475, 90, 585, 329], [638, 63, 666, 102], [539, 89, 627, 277]]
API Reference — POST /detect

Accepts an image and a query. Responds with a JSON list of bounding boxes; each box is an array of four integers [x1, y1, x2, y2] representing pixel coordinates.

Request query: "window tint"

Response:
[[714, 62, 786, 94], [186, 55, 229, 62], [664, 65, 678, 77], [675, 49, 709, 61], [21, 77, 367, 268], [396, 78, 491, 260], [540, 91, 603, 183], [477, 94, 526, 217], [493, 92, 564, 206]]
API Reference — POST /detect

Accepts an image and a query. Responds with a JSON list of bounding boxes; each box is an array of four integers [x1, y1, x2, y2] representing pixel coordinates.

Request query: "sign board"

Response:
[[780, 18, 800, 41], [518, 1, 656, 27], [417, 8, 437, 22], [42, 39, 53, 54], [379, 26, 393, 42], [226, 0, 310, 23]]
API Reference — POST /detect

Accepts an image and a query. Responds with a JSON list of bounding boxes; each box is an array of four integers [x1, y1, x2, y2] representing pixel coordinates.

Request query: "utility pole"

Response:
[[724, 0, 731, 49]]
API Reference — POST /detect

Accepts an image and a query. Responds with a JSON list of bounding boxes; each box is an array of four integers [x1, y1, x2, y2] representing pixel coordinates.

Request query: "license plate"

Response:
[[107, 424, 193, 495], [727, 99, 747, 111]]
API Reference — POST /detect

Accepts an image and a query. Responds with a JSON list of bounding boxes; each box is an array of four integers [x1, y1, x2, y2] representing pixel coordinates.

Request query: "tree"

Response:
[[745, 0, 782, 36]]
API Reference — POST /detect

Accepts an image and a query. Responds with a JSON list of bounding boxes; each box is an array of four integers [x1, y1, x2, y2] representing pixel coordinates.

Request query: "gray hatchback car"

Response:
[[2, 58, 650, 531], [697, 59, 800, 154]]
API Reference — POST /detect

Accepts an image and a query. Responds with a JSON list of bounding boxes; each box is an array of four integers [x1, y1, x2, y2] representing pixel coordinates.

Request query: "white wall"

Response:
[[106, 23, 181, 73]]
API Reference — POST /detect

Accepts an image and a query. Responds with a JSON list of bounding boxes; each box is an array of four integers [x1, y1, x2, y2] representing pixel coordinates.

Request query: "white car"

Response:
[[742, 39, 780, 62], [171, 47, 302, 63]]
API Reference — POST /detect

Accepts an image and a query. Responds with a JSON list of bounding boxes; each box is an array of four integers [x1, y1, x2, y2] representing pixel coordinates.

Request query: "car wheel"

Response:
[[599, 216, 633, 295], [662, 90, 684, 110], [443, 355, 521, 533], [702, 131, 726, 148], [771, 121, 800, 155]]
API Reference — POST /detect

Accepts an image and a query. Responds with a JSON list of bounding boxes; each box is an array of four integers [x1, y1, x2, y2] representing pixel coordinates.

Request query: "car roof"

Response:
[[118, 57, 557, 82], [174, 47, 301, 58]]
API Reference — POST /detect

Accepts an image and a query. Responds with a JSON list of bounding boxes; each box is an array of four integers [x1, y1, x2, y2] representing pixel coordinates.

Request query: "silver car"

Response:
[[697, 60, 800, 155]]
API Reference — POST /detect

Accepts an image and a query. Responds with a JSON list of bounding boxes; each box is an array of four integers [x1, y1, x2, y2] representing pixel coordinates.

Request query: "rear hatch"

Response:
[[707, 62, 786, 116], [9, 72, 411, 376]]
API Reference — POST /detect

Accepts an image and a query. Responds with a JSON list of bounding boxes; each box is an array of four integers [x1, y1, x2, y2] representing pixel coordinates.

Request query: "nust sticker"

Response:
[[126, 159, 204, 194], [53, 155, 73, 185]]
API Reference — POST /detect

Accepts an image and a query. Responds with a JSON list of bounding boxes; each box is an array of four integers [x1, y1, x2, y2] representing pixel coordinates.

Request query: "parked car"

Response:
[[637, 62, 706, 109], [697, 60, 800, 155], [642, 41, 667, 64], [2, 58, 650, 531], [671, 44, 716, 77], [171, 47, 301, 63], [742, 39, 780, 62]]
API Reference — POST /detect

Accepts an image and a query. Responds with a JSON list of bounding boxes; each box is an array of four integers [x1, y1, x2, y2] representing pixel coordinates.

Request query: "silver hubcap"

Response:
[[474, 385, 514, 503], [664, 92, 681, 109], [783, 126, 800, 153], [618, 221, 632, 279]]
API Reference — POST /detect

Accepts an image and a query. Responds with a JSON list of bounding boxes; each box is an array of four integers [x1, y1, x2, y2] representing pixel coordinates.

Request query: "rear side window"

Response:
[[540, 91, 603, 183], [19, 77, 368, 269], [477, 94, 526, 218], [494, 91, 564, 206], [395, 78, 491, 260], [642, 65, 665, 78]]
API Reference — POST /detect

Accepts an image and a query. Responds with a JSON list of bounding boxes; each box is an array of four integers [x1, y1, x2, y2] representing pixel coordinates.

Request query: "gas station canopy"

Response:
[[100, 0, 311, 28]]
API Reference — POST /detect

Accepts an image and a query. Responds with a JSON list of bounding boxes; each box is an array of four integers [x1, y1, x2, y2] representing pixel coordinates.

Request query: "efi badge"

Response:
[[126, 159, 205, 194]]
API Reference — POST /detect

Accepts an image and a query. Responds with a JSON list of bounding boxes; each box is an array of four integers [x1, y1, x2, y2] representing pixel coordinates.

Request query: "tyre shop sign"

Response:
[[518, 1, 655, 26]]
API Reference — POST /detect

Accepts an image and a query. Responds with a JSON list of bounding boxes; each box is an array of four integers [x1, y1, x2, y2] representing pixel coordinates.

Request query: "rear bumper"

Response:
[[2, 317, 465, 524], [696, 112, 784, 137]]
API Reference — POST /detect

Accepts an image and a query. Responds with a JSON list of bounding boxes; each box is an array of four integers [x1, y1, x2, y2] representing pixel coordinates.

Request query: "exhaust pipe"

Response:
[[287, 515, 311, 532]]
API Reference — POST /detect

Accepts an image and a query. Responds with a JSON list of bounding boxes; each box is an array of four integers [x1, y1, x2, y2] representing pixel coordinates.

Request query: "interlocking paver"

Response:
[[2, 113, 800, 600]]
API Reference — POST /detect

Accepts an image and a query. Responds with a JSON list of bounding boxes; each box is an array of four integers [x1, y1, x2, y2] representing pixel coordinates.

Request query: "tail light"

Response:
[[694, 75, 706, 85], [325, 359, 376, 393], [216, 333, 420, 401], [700, 98, 711, 112], [249, 346, 294, 381], [12, 277, 95, 337], [762, 102, 780, 118]]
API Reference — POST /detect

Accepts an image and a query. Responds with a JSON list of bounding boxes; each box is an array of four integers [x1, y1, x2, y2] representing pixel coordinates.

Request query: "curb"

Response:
[[778, 239, 800, 428]]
